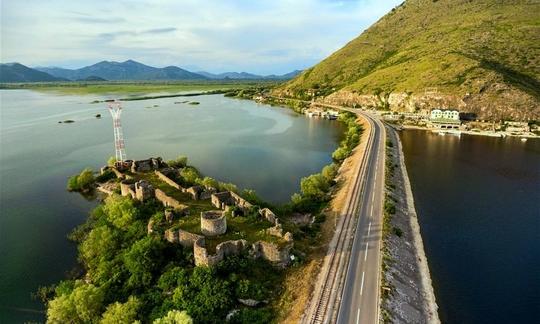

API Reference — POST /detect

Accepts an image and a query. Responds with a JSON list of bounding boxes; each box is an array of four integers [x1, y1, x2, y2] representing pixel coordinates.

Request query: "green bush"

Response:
[[67, 168, 95, 192], [168, 156, 188, 168], [300, 173, 330, 201], [179, 167, 201, 186]]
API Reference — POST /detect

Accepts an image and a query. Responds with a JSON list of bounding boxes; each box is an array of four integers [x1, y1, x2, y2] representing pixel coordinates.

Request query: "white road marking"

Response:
[[370, 203, 374, 217], [356, 308, 360, 324], [368, 222, 372, 235], [364, 242, 369, 261], [360, 271, 365, 295]]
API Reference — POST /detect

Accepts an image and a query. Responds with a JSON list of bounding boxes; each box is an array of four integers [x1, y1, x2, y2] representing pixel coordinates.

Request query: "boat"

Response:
[[521, 138, 527, 142]]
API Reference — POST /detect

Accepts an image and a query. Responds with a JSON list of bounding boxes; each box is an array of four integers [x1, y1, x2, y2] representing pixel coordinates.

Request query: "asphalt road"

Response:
[[337, 112, 386, 324]]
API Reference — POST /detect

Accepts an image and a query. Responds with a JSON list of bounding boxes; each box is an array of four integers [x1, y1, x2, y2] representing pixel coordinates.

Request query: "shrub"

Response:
[[107, 156, 117, 167], [180, 167, 200, 186], [168, 156, 188, 168], [300, 173, 330, 200], [153, 310, 193, 324], [67, 168, 95, 192]]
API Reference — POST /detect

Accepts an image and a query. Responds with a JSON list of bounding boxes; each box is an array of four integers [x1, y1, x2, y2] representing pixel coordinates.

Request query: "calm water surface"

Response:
[[0, 90, 344, 322], [400, 130, 540, 324]]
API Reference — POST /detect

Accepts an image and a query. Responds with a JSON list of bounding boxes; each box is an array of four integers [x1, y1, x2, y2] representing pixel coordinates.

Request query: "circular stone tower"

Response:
[[201, 210, 227, 236]]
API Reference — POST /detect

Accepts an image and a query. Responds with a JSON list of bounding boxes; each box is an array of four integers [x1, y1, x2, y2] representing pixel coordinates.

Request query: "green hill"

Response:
[[276, 0, 540, 121]]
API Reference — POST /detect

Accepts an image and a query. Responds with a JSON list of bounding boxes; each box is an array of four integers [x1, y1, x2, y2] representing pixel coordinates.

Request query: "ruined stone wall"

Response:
[[155, 170, 184, 190], [155, 189, 188, 211], [185, 186, 202, 200], [253, 241, 292, 265], [211, 191, 253, 210], [199, 187, 217, 200], [230, 191, 253, 209], [131, 157, 165, 173], [120, 181, 136, 199], [194, 239, 222, 267], [135, 180, 154, 201], [259, 208, 278, 225], [194, 238, 248, 267], [178, 229, 204, 248], [200, 211, 227, 236], [164, 229, 178, 243]]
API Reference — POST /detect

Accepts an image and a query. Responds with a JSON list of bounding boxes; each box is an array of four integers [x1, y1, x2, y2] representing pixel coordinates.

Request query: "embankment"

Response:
[[383, 126, 440, 323]]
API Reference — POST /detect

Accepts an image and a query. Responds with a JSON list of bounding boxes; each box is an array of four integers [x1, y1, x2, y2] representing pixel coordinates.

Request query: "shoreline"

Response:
[[382, 125, 440, 323], [400, 124, 539, 139]]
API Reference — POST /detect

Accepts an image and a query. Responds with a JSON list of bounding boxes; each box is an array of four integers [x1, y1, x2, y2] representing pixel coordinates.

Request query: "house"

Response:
[[429, 109, 461, 129]]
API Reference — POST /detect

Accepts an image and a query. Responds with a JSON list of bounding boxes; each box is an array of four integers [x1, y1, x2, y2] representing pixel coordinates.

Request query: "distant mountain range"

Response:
[[196, 70, 302, 80], [0, 63, 68, 82], [0, 59, 302, 83]]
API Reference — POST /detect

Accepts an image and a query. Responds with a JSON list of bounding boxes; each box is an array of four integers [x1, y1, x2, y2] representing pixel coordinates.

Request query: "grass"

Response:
[[134, 171, 284, 253], [1, 80, 279, 95]]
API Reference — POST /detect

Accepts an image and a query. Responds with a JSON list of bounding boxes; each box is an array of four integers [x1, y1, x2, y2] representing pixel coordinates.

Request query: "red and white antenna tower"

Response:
[[107, 100, 127, 161]]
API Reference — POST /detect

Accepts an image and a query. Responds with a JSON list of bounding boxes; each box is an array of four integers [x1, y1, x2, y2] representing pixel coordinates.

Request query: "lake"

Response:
[[0, 89, 344, 322], [400, 130, 540, 324]]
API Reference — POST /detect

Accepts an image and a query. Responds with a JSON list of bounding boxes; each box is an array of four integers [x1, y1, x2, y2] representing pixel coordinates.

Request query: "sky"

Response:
[[1, 0, 402, 74]]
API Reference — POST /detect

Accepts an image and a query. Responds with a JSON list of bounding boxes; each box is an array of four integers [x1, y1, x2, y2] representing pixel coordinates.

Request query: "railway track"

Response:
[[306, 113, 376, 324]]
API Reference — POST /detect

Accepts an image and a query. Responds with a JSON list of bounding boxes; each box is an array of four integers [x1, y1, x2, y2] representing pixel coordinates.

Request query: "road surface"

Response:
[[337, 112, 386, 324]]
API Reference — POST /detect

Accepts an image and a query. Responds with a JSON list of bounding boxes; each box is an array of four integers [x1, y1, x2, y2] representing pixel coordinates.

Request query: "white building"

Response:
[[430, 109, 460, 121], [429, 109, 461, 129]]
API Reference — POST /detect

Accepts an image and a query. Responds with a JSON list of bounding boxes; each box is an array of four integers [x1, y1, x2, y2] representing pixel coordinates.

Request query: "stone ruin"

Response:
[[98, 157, 295, 268], [211, 191, 253, 211], [200, 210, 227, 236], [155, 170, 216, 201], [163, 192, 294, 267]]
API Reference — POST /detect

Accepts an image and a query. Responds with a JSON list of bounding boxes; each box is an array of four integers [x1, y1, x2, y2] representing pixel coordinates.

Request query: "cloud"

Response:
[[1, 0, 403, 74], [143, 27, 177, 34]]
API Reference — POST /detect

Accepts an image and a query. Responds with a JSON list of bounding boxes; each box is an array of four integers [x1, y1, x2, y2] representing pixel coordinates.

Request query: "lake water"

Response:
[[400, 130, 540, 324], [0, 90, 344, 322]]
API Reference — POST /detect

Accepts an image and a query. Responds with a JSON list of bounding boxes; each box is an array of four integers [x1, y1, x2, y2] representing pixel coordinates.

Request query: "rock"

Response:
[[238, 298, 261, 307]]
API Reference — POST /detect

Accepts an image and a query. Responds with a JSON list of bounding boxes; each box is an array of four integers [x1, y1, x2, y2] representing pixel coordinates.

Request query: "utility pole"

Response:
[[107, 100, 127, 162]]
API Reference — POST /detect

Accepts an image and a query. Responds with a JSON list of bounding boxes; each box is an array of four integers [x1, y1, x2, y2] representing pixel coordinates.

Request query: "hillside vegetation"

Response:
[[277, 0, 540, 121]]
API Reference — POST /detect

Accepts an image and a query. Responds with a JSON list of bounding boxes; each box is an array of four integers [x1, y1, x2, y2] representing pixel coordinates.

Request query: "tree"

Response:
[[67, 168, 95, 192], [321, 164, 338, 182], [124, 236, 166, 288], [153, 310, 193, 324], [47, 282, 104, 323], [77, 169, 95, 189], [300, 173, 330, 200], [172, 267, 232, 323], [100, 296, 141, 324], [80, 225, 117, 266], [103, 194, 139, 229], [157, 267, 189, 292], [332, 146, 350, 162], [200, 176, 218, 189]]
